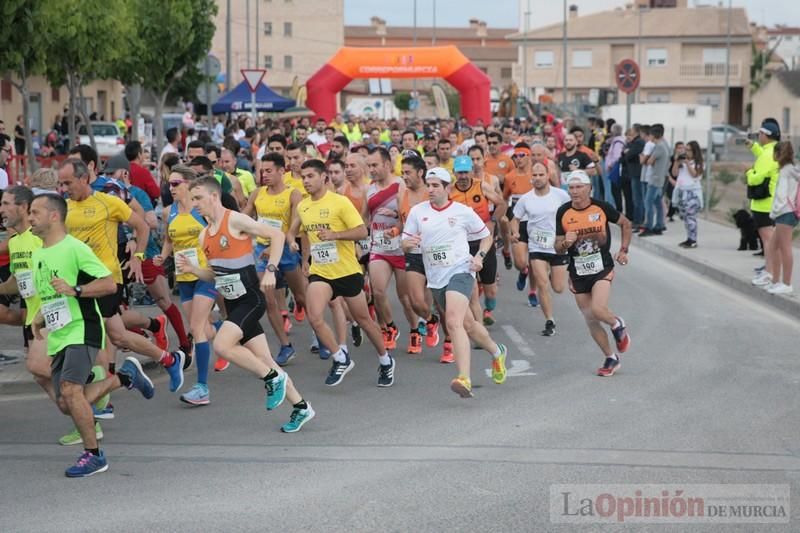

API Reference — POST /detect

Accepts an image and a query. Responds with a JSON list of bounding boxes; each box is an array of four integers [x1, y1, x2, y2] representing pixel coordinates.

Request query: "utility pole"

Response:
[[246, 0, 251, 68], [413, 0, 417, 119], [432, 0, 437, 45], [562, 0, 568, 110], [256, 0, 260, 68], [523, 0, 530, 104], [225, 0, 231, 91], [722, 0, 732, 158]]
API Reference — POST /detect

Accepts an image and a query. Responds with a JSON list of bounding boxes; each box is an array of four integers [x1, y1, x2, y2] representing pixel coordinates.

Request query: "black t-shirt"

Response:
[[557, 150, 593, 173], [556, 199, 621, 278]]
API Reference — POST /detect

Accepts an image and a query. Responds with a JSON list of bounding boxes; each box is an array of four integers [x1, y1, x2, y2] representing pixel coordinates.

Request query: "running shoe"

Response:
[[767, 283, 794, 295], [387, 325, 399, 350], [293, 304, 305, 322], [118, 357, 155, 399], [310, 334, 320, 354], [752, 272, 772, 286], [181, 333, 195, 359], [407, 331, 422, 354], [678, 239, 697, 248], [528, 291, 539, 307], [450, 376, 473, 398], [164, 350, 186, 392], [491, 343, 508, 384], [325, 357, 354, 386], [516, 270, 527, 291], [319, 345, 331, 360], [542, 319, 556, 336], [65, 450, 108, 478], [351, 323, 363, 347], [753, 265, 766, 274], [417, 319, 427, 337], [440, 340, 454, 364], [152, 314, 168, 351], [214, 357, 230, 372], [59, 422, 103, 446], [180, 383, 210, 406], [597, 356, 621, 377], [611, 317, 630, 353], [93, 405, 115, 420], [378, 356, 396, 387], [275, 344, 296, 366], [483, 309, 495, 326], [265, 372, 287, 411], [426, 317, 440, 347], [503, 252, 512, 270], [282, 312, 292, 334], [281, 405, 316, 433]]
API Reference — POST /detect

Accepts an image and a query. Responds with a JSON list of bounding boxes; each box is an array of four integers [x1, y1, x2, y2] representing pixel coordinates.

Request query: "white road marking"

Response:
[[485, 359, 537, 378], [501, 324, 535, 358]]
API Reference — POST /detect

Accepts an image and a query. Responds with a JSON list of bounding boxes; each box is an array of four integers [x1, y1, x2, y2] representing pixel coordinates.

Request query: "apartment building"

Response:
[[508, 3, 752, 125]]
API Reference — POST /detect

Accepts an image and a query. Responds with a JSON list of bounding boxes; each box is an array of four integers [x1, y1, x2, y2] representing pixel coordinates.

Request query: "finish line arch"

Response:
[[306, 45, 491, 125]]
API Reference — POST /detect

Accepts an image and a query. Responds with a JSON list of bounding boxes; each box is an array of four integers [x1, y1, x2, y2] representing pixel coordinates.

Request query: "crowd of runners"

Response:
[[0, 116, 632, 477]]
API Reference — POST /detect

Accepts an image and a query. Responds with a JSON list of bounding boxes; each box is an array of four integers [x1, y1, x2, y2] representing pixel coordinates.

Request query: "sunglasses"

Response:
[[511, 153, 527, 159], [168, 180, 186, 187], [487, 141, 499, 145]]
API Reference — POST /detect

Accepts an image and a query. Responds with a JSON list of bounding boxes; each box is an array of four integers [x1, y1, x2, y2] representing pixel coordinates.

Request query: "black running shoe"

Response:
[[541, 320, 555, 336], [325, 358, 354, 386], [351, 323, 363, 347], [503, 253, 512, 270], [377, 356, 395, 387]]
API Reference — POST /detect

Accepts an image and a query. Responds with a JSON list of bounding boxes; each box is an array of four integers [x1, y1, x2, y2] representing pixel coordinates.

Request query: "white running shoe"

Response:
[[767, 283, 794, 295], [751, 272, 772, 286]]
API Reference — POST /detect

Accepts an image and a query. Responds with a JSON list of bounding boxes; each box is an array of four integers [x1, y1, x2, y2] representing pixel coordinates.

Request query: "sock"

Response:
[[529, 289, 536, 296], [146, 317, 160, 333], [612, 319, 621, 329], [502, 250, 510, 257], [85, 448, 100, 456], [484, 297, 497, 311], [492, 345, 502, 358], [294, 399, 308, 410], [332, 349, 347, 363], [387, 321, 396, 330], [281, 311, 289, 318], [164, 304, 189, 348], [263, 369, 279, 382], [213, 320, 223, 332], [444, 336, 451, 344], [117, 371, 131, 388], [339, 344, 348, 354], [195, 341, 210, 385], [378, 352, 391, 366], [159, 351, 175, 367], [609, 353, 619, 361], [410, 327, 418, 334]]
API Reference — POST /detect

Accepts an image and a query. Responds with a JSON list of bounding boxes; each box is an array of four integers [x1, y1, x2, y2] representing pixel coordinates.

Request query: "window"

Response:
[[501, 67, 512, 78], [1, 80, 11, 102], [534, 50, 553, 68], [702, 48, 727, 64], [284, 22, 292, 37], [696, 92, 721, 110], [264, 55, 273, 69], [646, 48, 667, 67], [571, 50, 592, 68], [284, 55, 293, 69], [51, 87, 60, 102], [647, 92, 671, 103], [263, 22, 272, 35]]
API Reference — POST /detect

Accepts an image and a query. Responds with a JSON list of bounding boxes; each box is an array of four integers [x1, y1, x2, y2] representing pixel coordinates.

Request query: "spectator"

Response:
[[632, 124, 650, 228], [125, 141, 161, 205], [640, 124, 670, 236], [604, 124, 625, 210], [671, 140, 704, 248], [749, 121, 781, 287], [620, 127, 642, 223], [160, 127, 180, 158], [765, 141, 798, 295], [14, 115, 25, 156], [666, 141, 685, 222]]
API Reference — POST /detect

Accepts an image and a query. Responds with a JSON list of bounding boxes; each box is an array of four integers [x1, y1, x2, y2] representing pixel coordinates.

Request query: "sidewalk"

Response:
[[633, 216, 800, 318]]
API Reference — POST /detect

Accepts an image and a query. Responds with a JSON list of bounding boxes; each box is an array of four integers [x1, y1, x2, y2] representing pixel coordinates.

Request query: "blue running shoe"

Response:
[[276, 344, 296, 366], [325, 358, 355, 386], [528, 291, 539, 307], [180, 383, 210, 406], [65, 450, 108, 478], [319, 345, 331, 360], [165, 350, 185, 393], [265, 372, 287, 410], [516, 271, 527, 291], [281, 405, 316, 433], [118, 357, 154, 399], [417, 320, 427, 337], [92, 404, 115, 420]]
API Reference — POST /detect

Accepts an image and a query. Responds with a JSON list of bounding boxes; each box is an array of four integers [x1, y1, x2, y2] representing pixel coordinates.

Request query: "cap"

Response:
[[453, 155, 473, 173], [423, 133, 436, 140], [103, 153, 129, 174], [401, 149, 421, 159], [425, 167, 452, 184], [759, 122, 780, 138], [566, 170, 591, 185]]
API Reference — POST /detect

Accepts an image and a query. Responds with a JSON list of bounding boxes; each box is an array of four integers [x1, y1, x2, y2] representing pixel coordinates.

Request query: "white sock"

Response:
[[612, 319, 621, 329], [378, 352, 391, 365], [332, 349, 347, 364], [491, 344, 503, 358], [339, 344, 348, 354]]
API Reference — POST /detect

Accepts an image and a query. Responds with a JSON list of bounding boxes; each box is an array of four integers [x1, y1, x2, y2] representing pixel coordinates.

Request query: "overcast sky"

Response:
[[345, 0, 800, 30]]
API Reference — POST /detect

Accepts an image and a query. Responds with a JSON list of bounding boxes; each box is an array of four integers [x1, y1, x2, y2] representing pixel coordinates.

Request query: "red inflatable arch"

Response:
[[306, 45, 491, 125]]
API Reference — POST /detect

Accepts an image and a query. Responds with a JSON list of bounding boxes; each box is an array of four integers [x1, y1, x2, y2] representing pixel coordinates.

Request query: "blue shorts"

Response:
[[775, 212, 799, 227], [254, 242, 302, 274], [177, 279, 218, 303]]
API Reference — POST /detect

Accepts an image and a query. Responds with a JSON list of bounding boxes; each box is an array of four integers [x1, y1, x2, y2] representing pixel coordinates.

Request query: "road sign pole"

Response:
[[241, 68, 267, 129], [625, 92, 632, 131], [251, 91, 257, 128]]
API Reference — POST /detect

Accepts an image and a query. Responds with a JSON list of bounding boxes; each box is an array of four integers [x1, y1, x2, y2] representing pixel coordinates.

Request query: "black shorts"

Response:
[[404, 253, 426, 275], [530, 252, 570, 266], [223, 290, 266, 344], [569, 267, 615, 295], [308, 272, 364, 300], [752, 210, 775, 229], [518, 221, 529, 244], [507, 200, 518, 221], [97, 284, 124, 318], [0, 264, 17, 307], [469, 241, 497, 285]]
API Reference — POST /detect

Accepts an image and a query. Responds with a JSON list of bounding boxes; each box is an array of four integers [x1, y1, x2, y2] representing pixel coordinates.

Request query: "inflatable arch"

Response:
[[306, 45, 492, 125]]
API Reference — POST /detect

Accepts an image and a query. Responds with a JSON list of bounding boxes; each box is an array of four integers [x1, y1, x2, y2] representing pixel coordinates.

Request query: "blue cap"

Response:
[[453, 155, 473, 173]]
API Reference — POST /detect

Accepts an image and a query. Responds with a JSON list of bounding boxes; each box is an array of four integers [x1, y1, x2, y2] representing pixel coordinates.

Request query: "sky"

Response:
[[344, 0, 800, 30]]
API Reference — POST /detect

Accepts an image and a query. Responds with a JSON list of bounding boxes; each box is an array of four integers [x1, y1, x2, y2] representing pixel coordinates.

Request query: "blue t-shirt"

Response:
[[128, 185, 161, 259]]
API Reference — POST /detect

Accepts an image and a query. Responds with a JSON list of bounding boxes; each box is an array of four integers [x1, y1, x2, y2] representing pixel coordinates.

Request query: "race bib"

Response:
[[574, 252, 603, 276], [215, 273, 246, 300], [311, 241, 339, 264], [357, 238, 371, 255], [176, 248, 200, 269], [258, 217, 283, 230], [41, 298, 71, 331], [16, 270, 35, 299], [373, 229, 400, 252], [531, 229, 555, 250], [425, 243, 453, 267]]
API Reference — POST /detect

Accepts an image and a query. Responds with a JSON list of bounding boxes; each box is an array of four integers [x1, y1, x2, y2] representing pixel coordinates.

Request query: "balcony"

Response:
[[679, 62, 740, 79]]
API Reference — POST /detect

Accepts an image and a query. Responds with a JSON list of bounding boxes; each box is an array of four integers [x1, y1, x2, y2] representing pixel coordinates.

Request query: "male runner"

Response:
[[555, 171, 632, 376], [284, 142, 310, 198], [511, 161, 570, 336], [184, 177, 314, 432], [402, 168, 508, 398], [557, 133, 596, 188]]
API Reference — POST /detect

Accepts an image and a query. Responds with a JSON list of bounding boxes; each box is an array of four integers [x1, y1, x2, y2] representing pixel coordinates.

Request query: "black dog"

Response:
[[733, 209, 760, 251]]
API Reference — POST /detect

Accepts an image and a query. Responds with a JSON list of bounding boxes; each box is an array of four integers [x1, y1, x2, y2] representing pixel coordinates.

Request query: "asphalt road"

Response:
[[1, 246, 798, 532]]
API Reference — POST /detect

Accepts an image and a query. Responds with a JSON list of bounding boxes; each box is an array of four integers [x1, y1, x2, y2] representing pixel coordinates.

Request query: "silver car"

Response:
[[78, 122, 125, 157]]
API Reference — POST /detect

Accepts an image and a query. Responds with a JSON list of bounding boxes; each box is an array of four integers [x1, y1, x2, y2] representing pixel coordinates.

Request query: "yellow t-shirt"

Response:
[[233, 169, 257, 197], [297, 191, 364, 280], [66, 192, 132, 284], [253, 186, 293, 245], [166, 205, 209, 283], [283, 171, 309, 198]]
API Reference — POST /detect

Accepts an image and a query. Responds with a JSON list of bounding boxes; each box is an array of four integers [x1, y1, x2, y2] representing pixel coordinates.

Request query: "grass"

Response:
[[715, 169, 738, 185]]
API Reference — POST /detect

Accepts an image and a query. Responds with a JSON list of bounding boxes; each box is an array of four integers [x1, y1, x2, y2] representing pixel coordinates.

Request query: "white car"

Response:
[[710, 124, 747, 148], [78, 122, 125, 157]]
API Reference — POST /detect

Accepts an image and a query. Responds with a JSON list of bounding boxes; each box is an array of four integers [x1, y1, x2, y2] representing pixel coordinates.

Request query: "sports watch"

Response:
[[266, 264, 278, 273]]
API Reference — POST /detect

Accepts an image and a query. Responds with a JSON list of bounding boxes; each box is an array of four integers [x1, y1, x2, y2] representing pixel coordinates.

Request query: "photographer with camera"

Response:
[[747, 120, 780, 287], [670, 141, 704, 248]]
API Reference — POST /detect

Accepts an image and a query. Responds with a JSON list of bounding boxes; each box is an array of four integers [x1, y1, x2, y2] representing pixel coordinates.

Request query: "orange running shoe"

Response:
[[450, 375, 473, 398], [439, 340, 454, 364], [282, 312, 292, 334], [384, 324, 399, 350], [407, 331, 422, 354], [214, 356, 230, 372], [293, 305, 305, 323], [425, 317, 440, 347], [482, 309, 495, 326], [152, 315, 168, 351]]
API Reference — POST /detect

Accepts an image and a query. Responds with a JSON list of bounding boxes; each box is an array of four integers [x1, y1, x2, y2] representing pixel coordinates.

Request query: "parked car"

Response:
[[711, 124, 747, 148], [78, 122, 125, 157]]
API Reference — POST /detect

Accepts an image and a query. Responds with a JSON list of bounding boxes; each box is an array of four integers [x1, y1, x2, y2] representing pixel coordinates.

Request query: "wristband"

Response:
[[133, 252, 145, 260]]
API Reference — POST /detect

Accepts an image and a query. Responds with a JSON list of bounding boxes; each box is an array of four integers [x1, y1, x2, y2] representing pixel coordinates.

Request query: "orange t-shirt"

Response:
[[503, 169, 533, 200], [485, 154, 513, 180], [450, 179, 491, 223]]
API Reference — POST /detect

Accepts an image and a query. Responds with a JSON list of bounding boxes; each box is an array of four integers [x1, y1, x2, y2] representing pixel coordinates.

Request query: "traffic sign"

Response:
[[198, 54, 221, 78], [241, 69, 266, 92], [615, 59, 640, 95], [196, 83, 220, 105]]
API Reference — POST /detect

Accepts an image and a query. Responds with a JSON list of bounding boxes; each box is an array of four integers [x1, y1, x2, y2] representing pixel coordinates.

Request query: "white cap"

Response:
[[567, 170, 591, 185], [425, 166, 452, 184]]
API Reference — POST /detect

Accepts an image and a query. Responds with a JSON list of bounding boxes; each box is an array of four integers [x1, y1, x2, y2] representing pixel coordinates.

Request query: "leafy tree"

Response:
[[394, 92, 411, 112]]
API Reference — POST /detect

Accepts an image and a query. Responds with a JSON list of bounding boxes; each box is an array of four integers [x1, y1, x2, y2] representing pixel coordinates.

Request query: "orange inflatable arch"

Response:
[[306, 46, 492, 125]]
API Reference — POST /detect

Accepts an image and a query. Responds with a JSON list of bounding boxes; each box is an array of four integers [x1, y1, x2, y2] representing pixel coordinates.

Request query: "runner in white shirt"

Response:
[[511, 161, 570, 336], [402, 167, 508, 399]]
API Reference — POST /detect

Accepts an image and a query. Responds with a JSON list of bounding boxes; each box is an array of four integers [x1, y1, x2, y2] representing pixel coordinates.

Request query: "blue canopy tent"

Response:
[[211, 81, 295, 114]]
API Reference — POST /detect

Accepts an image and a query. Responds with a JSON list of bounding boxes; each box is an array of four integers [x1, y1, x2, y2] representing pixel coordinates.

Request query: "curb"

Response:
[[634, 237, 800, 319]]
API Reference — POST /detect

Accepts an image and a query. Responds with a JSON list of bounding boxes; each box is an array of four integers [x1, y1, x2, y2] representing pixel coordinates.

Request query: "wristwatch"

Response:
[[619, 246, 629, 253], [74, 285, 83, 298], [478, 251, 487, 259], [266, 264, 278, 273]]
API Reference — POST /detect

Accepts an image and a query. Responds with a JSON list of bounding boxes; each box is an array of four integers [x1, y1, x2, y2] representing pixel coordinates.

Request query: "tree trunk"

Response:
[[10, 60, 38, 180], [127, 83, 142, 142], [76, 78, 97, 153], [152, 90, 167, 158]]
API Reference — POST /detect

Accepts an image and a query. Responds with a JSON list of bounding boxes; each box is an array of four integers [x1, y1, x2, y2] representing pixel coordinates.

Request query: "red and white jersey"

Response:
[[402, 200, 490, 289]]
